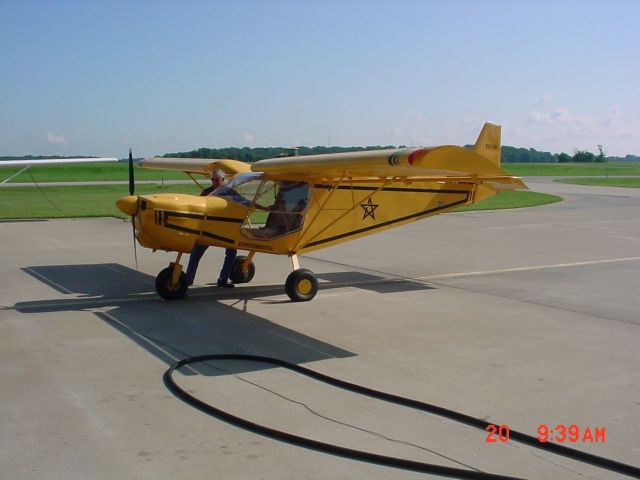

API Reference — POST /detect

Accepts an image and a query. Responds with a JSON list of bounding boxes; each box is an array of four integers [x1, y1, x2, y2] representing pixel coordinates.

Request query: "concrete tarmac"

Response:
[[1, 178, 639, 479]]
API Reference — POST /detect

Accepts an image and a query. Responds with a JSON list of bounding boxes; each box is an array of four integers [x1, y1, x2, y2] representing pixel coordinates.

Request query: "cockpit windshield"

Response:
[[211, 173, 263, 206]]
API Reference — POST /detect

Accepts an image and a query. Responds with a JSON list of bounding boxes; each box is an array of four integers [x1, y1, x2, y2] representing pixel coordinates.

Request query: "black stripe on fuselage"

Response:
[[162, 211, 243, 224], [313, 184, 469, 195], [158, 211, 237, 245], [302, 195, 469, 249], [162, 223, 235, 245]]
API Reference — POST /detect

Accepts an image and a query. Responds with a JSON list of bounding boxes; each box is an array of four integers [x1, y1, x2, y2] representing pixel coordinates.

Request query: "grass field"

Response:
[[1, 162, 187, 183], [455, 191, 561, 211], [0, 185, 560, 220], [503, 162, 640, 176], [0, 184, 201, 219], [556, 178, 640, 188]]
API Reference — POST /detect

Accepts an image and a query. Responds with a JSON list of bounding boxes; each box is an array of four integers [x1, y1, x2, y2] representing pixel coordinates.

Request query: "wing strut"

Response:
[[0, 165, 31, 186]]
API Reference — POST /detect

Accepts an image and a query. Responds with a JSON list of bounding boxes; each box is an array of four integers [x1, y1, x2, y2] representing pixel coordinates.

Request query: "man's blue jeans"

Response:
[[185, 245, 237, 284]]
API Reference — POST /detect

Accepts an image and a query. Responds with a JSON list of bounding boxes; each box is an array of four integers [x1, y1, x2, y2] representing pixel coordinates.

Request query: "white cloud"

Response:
[[529, 107, 576, 124], [412, 113, 424, 122], [408, 134, 431, 146], [535, 93, 553, 104], [241, 131, 255, 144], [463, 114, 481, 124], [605, 105, 621, 127], [528, 110, 552, 124], [390, 126, 403, 138], [510, 127, 540, 144], [528, 107, 595, 136], [512, 101, 638, 155], [520, 103, 609, 154], [611, 127, 636, 139], [46, 132, 65, 144], [550, 107, 572, 122]]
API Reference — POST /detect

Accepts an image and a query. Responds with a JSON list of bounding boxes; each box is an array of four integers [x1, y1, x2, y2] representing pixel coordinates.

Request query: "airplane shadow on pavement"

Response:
[[14, 263, 434, 377]]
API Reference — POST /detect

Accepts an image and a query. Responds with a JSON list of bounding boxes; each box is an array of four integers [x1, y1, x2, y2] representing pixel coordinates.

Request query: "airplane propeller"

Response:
[[128, 148, 135, 196], [128, 149, 138, 269]]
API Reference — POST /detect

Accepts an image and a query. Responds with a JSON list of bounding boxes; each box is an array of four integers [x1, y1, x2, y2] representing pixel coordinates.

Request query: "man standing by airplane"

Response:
[[185, 169, 237, 288]]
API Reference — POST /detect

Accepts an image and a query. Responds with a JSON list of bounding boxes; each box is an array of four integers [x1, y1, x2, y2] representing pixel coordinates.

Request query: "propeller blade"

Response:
[[128, 148, 137, 269], [128, 148, 135, 196], [131, 218, 138, 270]]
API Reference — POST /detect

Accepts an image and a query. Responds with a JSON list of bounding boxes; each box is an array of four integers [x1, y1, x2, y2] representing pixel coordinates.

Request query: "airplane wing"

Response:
[[0, 157, 119, 185], [251, 123, 526, 190], [138, 123, 525, 191], [139, 157, 251, 176], [0, 157, 118, 167]]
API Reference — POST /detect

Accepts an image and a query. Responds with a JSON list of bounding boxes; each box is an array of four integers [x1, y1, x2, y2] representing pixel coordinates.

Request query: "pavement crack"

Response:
[[522, 445, 598, 480], [205, 361, 482, 472]]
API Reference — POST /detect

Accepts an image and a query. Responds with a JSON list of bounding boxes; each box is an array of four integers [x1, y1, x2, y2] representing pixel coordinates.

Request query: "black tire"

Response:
[[285, 269, 318, 302], [155, 266, 188, 300], [229, 255, 256, 284]]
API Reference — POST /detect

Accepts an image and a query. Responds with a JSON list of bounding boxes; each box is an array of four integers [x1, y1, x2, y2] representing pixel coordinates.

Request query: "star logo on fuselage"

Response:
[[360, 198, 379, 220]]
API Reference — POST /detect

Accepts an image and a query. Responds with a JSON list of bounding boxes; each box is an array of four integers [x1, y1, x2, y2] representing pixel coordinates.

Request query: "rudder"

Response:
[[473, 122, 501, 166]]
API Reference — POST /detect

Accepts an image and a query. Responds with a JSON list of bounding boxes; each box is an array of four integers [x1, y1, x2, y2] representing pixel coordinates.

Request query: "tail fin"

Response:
[[474, 122, 501, 166]]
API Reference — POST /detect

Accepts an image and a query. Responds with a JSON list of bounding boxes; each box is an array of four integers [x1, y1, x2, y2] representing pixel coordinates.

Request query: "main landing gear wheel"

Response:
[[155, 267, 188, 300], [229, 255, 255, 284], [285, 269, 318, 302]]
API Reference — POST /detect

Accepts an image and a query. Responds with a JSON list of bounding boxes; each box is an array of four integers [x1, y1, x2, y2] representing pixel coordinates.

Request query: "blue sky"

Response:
[[1, 0, 639, 157]]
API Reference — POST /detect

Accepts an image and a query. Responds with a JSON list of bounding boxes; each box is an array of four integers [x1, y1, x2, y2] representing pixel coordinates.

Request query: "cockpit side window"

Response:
[[278, 182, 309, 212], [242, 181, 310, 239], [254, 181, 278, 210]]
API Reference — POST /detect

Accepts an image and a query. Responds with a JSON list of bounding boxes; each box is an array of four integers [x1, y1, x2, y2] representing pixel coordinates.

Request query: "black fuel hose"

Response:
[[163, 354, 640, 479]]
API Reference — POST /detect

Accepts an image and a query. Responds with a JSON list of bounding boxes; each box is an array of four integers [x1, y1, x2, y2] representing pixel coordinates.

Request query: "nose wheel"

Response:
[[155, 254, 188, 300]]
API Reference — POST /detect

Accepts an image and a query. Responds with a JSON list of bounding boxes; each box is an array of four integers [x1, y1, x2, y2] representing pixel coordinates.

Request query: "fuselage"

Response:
[[116, 172, 481, 256]]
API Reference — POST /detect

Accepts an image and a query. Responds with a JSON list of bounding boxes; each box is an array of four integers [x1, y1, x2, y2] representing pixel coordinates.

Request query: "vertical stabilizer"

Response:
[[474, 122, 501, 166]]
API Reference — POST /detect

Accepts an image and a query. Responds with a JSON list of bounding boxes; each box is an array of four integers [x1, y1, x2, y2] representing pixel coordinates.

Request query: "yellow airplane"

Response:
[[116, 122, 526, 302]]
